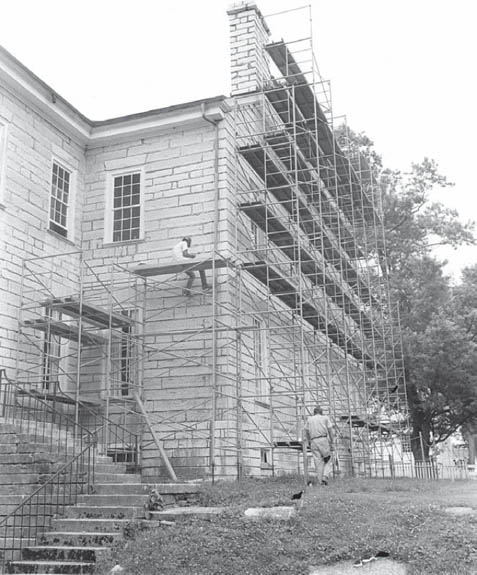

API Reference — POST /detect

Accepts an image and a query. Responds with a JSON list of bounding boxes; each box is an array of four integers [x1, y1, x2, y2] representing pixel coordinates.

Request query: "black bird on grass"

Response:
[[291, 489, 304, 501]]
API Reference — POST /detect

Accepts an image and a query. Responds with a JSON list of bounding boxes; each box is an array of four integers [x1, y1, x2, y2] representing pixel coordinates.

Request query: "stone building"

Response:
[[0, 2, 407, 481]]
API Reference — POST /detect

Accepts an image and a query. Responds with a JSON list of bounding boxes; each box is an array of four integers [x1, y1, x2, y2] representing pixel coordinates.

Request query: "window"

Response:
[[41, 308, 62, 392], [253, 316, 269, 403], [49, 161, 72, 238], [112, 172, 142, 242], [0, 120, 8, 204], [111, 309, 136, 398], [260, 448, 271, 468], [250, 220, 267, 253]]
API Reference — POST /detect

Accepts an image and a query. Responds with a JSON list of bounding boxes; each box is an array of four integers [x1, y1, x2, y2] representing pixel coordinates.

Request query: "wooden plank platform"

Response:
[[22, 319, 106, 346], [41, 296, 133, 329], [132, 258, 231, 277], [17, 388, 99, 406], [274, 440, 307, 452]]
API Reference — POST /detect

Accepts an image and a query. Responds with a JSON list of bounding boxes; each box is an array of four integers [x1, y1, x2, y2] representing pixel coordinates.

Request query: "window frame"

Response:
[[110, 308, 137, 399], [48, 158, 76, 240], [105, 167, 145, 244], [252, 315, 270, 404], [0, 119, 9, 206]]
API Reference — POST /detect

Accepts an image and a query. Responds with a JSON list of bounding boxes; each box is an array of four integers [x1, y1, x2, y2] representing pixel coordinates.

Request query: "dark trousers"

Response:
[[184, 269, 208, 294]]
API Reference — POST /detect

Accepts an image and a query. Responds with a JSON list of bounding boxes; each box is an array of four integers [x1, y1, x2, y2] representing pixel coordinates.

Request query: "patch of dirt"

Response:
[[443, 506, 474, 516], [310, 558, 408, 574]]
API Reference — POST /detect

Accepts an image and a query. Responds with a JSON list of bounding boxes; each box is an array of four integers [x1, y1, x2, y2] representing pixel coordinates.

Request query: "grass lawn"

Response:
[[97, 477, 477, 575]]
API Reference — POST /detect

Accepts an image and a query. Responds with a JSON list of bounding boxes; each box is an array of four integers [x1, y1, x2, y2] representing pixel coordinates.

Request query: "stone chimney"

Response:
[[227, 2, 271, 96]]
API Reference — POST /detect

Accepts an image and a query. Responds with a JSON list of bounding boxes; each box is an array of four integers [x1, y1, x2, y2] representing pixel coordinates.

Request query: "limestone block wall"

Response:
[[0, 83, 85, 382], [228, 2, 271, 95], [82, 116, 237, 479]]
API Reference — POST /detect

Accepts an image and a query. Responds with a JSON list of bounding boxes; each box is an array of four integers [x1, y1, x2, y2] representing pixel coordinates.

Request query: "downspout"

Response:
[[201, 103, 221, 482]]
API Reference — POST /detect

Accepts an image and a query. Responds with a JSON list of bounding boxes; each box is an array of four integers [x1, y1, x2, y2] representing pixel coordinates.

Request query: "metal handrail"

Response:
[[55, 381, 142, 466], [0, 368, 95, 458], [0, 369, 142, 467], [0, 440, 95, 570], [0, 368, 142, 569]]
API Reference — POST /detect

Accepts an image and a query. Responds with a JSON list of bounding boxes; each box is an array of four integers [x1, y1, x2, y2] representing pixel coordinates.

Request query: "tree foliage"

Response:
[[381, 158, 474, 272], [339, 126, 477, 460], [405, 317, 477, 458]]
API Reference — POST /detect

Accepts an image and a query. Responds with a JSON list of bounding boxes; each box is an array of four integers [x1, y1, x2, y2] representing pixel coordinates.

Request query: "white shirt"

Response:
[[172, 240, 190, 262]]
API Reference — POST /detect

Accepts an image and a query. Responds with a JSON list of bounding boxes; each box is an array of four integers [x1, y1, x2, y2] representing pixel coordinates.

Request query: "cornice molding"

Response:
[[0, 45, 229, 148]]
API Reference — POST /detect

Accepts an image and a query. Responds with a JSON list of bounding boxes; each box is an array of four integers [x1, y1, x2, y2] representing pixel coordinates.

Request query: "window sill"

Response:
[[103, 238, 146, 248], [47, 228, 77, 246]]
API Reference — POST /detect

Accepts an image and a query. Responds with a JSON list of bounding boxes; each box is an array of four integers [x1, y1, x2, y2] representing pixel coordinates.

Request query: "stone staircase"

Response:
[[0, 423, 202, 574]]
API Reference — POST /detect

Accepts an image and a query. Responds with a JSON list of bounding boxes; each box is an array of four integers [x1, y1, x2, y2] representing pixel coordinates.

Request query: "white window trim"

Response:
[[0, 119, 9, 206], [104, 167, 145, 244], [48, 157, 76, 241]]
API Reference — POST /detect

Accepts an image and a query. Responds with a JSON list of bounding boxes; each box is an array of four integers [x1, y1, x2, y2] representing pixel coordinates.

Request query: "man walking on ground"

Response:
[[305, 405, 335, 486], [172, 237, 211, 296]]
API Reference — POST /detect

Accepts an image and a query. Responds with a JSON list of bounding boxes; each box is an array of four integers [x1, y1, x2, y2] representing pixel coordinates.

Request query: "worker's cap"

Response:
[[182, 236, 192, 244]]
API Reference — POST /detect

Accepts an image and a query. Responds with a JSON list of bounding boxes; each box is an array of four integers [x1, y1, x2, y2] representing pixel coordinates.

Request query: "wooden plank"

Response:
[[41, 297, 133, 329], [16, 388, 99, 406], [132, 258, 231, 278], [22, 319, 106, 346]]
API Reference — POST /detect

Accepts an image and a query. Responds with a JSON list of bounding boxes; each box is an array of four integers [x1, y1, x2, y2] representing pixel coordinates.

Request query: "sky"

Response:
[[1, 0, 476, 280]]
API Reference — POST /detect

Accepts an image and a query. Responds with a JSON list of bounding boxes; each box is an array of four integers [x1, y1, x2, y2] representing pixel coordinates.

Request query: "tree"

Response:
[[449, 264, 477, 463], [381, 158, 474, 272], [404, 316, 477, 460], [338, 126, 477, 462]]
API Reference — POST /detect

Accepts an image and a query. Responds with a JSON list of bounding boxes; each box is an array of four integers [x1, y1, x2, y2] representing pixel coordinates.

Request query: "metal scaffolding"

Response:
[[13, 252, 144, 464], [9, 6, 410, 480], [231, 6, 410, 478]]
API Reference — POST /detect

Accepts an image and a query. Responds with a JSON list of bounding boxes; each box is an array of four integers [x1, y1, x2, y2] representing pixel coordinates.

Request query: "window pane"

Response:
[[112, 172, 141, 243], [49, 162, 71, 237]]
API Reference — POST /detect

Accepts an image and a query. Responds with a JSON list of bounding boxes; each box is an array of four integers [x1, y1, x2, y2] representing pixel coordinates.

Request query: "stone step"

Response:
[[151, 506, 225, 521], [76, 494, 153, 507], [66, 505, 143, 520], [7, 559, 95, 574], [89, 482, 201, 495], [0, 494, 25, 505], [38, 531, 121, 547], [92, 463, 128, 474], [92, 473, 140, 484], [0, 503, 60, 516], [90, 482, 152, 495], [151, 483, 202, 494], [0, 474, 72, 485], [23, 545, 109, 562], [51, 518, 129, 532], [0, 538, 36, 562], [0, 485, 88, 497], [0, 463, 62, 475], [0, 454, 58, 465]]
